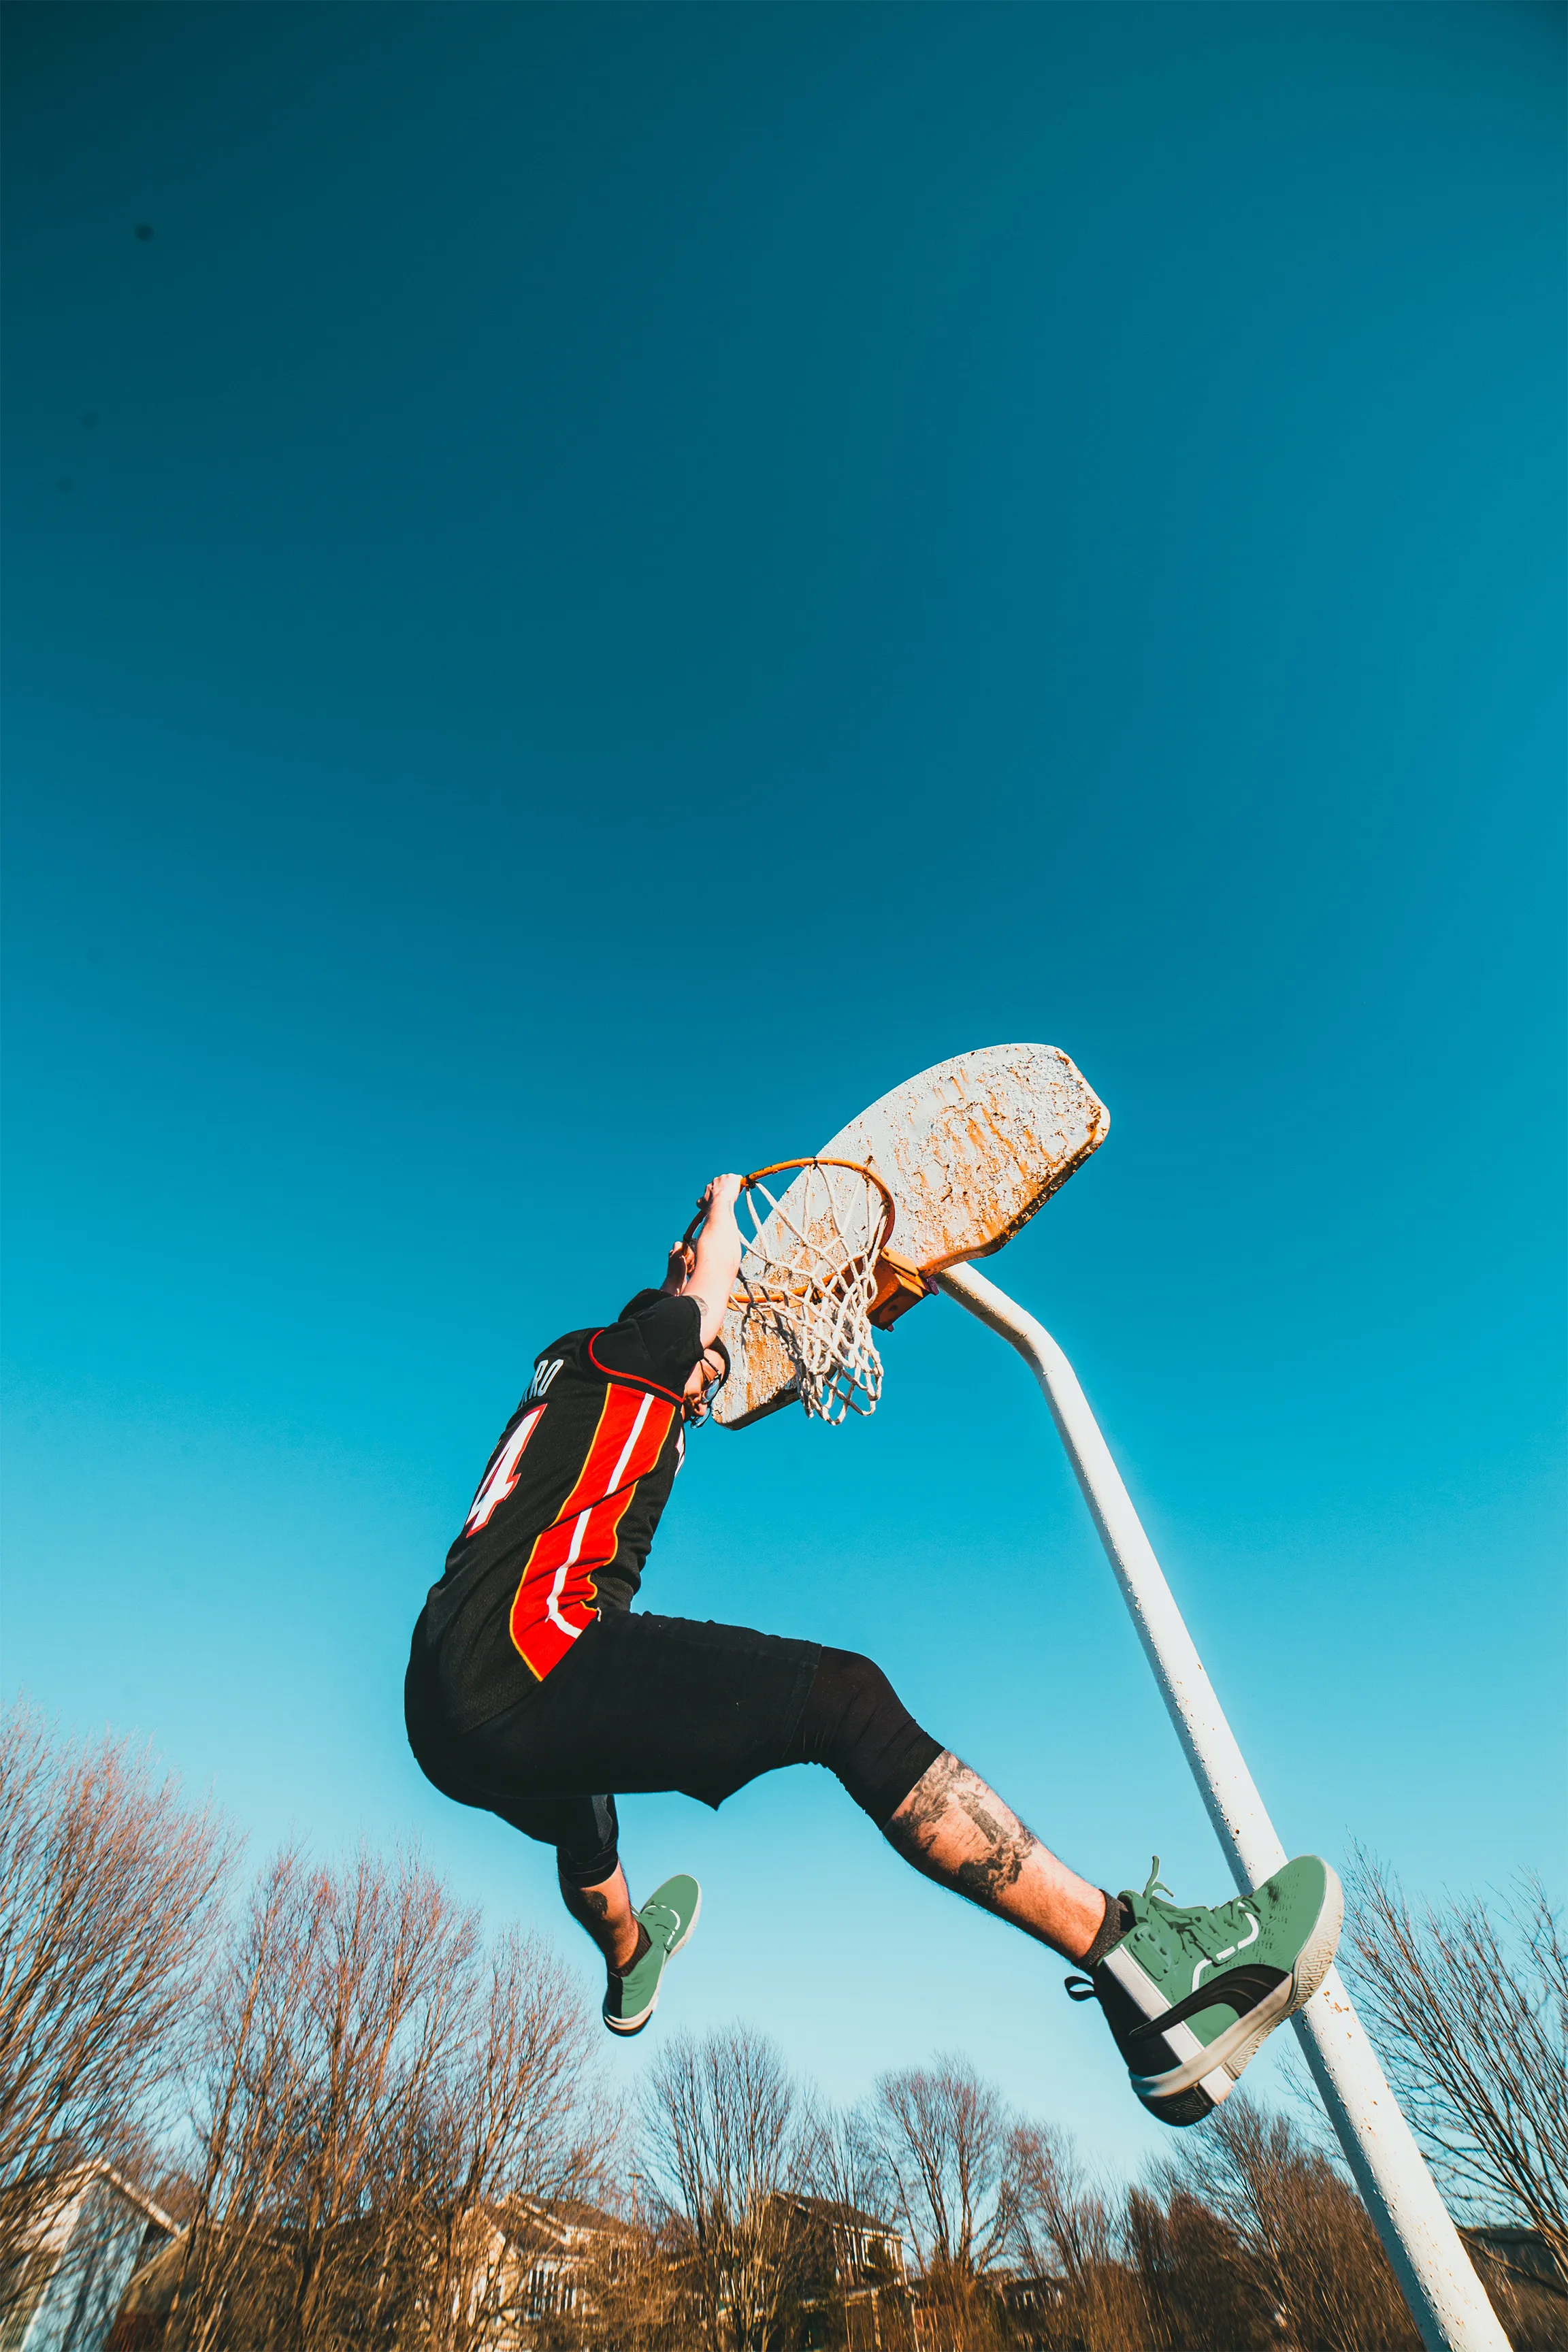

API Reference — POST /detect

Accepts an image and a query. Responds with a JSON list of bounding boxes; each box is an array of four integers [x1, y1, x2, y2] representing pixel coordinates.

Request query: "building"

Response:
[[502, 2194, 640, 2336], [777, 2195, 912, 2351], [100, 2193, 642, 2352], [0, 2168, 174, 2352], [1461, 2227, 1568, 2346]]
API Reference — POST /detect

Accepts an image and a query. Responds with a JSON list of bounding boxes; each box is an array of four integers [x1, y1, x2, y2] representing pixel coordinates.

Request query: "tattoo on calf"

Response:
[[959, 1793, 1004, 1842], [887, 1751, 965, 1840], [885, 1752, 1043, 1917], [953, 1840, 1031, 1906]]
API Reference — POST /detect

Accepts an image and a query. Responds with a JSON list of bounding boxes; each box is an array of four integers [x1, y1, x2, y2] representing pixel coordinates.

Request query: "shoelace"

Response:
[[1062, 1858, 1183, 2002], [1064, 1857, 1168, 2004], [1143, 1856, 1175, 1904], [1064, 1859, 1256, 2009]]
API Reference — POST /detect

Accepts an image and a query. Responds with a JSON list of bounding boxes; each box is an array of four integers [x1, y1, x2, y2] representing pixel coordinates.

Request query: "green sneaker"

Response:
[[602, 1874, 702, 2038], [1067, 1855, 1343, 2127]]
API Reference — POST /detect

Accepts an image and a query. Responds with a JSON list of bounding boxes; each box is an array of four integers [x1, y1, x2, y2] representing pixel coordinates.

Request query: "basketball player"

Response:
[[405, 1174, 1341, 2127]]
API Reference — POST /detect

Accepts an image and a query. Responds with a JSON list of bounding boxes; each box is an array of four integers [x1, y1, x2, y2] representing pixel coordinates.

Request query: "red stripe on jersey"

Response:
[[509, 1384, 678, 1681]]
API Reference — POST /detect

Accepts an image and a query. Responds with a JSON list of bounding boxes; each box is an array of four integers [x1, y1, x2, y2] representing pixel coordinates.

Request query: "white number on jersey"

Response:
[[464, 1405, 546, 1537]]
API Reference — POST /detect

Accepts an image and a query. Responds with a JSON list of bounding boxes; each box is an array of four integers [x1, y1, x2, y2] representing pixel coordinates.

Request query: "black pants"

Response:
[[405, 1608, 943, 1887]]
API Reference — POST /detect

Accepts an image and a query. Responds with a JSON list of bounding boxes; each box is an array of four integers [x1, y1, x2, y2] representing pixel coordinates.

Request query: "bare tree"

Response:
[[1008, 2119, 1111, 2285], [800, 2104, 917, 2352], [168, 1844, 604, 2352], [1158, 2094, 1422, 2352], [639, 2025, 808, 2352], [399, 1925, 609, 2352], [1010, 2122, 1152, 2352], [576, 2208, 696, 2352], [1124, 2182, 1266, 2352], [853, 2057, 1019, 2350], [289, 1846, 479, 2347], [0, 1699, 231, 2283], [165, 1848, 325, 2349], [1341, 1853, 1567, 2287]]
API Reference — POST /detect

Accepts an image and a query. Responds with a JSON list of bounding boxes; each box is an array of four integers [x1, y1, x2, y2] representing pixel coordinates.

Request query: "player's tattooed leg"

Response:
[[557, 1863, 644, 1974], [885, 1752, 1108, 1961]]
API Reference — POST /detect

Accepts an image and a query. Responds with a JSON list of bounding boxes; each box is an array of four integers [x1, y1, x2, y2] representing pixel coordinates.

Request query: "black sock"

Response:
[[1077, 1891, 1132, 1972]]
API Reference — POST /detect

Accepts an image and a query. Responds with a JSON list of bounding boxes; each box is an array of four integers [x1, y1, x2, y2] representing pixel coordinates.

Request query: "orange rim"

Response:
[[681, 1157, 896, 1258]]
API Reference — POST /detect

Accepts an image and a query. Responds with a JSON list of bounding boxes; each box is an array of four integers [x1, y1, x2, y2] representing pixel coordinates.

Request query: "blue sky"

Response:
[[3, 3, 1563, 2180]]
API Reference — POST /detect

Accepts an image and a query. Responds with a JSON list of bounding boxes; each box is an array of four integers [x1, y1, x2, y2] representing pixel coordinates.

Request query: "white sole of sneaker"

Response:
[[665, 1882, 703, 1961], [1122, 1865, 1344, 2107], [1207, 1867, 1343, 2093]]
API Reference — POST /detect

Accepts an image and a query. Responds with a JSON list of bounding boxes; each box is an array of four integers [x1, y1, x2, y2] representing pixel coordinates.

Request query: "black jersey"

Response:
[[417, 1293, 704, 1728]]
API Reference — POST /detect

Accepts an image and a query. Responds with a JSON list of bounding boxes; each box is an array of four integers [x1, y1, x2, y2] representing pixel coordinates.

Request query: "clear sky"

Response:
[[3, 3, 1563, 2183]]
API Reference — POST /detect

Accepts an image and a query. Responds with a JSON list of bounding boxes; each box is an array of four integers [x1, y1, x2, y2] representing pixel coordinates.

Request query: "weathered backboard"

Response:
[[714, 1043, 1108, 1428]]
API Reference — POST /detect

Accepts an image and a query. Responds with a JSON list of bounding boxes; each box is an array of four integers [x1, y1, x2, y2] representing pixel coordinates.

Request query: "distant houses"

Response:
[[84, 2183, 922, 2349], [0, 2166, 174, 2352], [1460, 2227, 1568, 2346], [92, 2191, 647, 2351], [16, 2166, 1562, 2352], [502, 2193, 642, 2334], [776, 2193, 912, 2349]]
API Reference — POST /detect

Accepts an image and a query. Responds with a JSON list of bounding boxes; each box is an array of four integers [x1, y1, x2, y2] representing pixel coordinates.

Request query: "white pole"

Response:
[[936, 1260, 1508, 2352]]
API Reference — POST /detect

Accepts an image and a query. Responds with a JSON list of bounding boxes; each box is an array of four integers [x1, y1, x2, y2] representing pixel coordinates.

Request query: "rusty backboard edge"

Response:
[[717, 1377, 802, 1432], [924, 1099, 1111, 1274]]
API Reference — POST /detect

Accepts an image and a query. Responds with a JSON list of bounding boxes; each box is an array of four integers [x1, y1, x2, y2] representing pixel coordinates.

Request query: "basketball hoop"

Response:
[[685, 1160, 896, 1424]]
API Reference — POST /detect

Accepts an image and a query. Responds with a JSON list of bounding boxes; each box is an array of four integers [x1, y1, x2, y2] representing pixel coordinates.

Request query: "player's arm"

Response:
[[669, 1174, 743, 1345]]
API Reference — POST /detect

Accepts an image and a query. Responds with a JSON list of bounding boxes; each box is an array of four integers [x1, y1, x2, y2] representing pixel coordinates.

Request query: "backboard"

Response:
[[713, 1043, 1108, 1427]]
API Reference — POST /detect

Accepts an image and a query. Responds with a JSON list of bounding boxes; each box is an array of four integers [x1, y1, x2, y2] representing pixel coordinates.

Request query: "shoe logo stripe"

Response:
[[1191, 1908, 1258, 1993]]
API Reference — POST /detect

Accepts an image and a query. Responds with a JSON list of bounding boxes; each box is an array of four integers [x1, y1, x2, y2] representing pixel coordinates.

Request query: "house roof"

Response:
[[500, 2193, 640, 2246], [783, 2193, 902, 2234], [1463, 2227, 1568, 2296], [20, 2162, 176, 2259]]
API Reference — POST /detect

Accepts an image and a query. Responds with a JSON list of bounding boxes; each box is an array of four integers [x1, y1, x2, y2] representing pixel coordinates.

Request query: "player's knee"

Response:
[[796, 1646, 943, 1828], [555, 1793, 620, 1889]]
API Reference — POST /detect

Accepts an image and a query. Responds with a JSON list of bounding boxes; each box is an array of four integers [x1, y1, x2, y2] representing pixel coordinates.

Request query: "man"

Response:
[[406, 1175, 1341, 2127]]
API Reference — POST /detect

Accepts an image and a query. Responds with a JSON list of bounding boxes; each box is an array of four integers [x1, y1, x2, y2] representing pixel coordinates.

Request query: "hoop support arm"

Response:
[[936, 1259, 1508, 2352]]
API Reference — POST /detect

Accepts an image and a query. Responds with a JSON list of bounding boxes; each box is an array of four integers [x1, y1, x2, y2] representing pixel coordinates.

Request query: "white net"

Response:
[[732, 1160, 893, 1423]]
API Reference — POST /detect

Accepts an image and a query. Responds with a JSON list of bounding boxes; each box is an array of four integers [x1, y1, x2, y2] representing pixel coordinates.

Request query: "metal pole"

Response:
[[937, 1260, 1508, 2352]]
